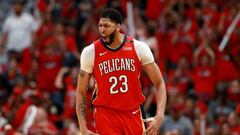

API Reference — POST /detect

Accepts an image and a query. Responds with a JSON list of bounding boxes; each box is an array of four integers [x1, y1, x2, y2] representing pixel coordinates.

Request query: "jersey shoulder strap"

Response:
[[125, 36, 134, 44]]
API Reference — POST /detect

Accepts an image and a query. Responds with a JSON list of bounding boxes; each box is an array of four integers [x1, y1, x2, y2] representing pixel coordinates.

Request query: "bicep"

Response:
[[77, 70, 92, 93], [142, 62, 163, 85]]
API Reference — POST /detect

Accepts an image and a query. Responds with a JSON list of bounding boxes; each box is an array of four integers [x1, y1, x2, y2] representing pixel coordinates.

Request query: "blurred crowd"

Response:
[[0, 0, 239, 134]]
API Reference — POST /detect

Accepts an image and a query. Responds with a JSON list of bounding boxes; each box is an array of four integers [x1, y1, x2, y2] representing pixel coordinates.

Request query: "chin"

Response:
[[104, 41, 111, 45], [101, 36, 108, 40], [101, 37, 110, 42]]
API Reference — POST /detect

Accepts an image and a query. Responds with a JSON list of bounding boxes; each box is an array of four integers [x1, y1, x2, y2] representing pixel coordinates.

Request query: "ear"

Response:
[[116, 24, 121, 31]]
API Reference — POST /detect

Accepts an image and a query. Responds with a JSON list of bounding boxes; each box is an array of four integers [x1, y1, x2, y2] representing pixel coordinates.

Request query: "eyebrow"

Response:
[[98, 21, 113, 25]]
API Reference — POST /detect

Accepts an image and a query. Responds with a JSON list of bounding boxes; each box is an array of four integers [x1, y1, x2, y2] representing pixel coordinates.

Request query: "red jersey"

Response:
[[92, 36, 145, 111]]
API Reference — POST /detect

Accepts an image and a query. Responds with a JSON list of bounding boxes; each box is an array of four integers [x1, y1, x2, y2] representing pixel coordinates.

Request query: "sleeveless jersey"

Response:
[[92, 36, 145, 111]]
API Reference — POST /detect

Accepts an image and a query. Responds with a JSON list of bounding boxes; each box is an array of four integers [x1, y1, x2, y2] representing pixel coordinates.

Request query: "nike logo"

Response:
[[132, 109, 140, 115], [99, 51, 108, 56]]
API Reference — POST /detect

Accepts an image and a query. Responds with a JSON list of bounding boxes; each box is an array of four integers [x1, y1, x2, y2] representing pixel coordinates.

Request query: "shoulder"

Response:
[[133, 39, 150, 50], [133, 39, 152, 54], [81, 43, 95, 61], [132, 38, 154, 65], [80, 43, 95, 72], [82, 43, 95, 56]]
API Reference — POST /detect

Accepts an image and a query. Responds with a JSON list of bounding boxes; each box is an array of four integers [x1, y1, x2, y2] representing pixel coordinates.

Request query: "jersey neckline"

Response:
[[100, 34, 127, 52]]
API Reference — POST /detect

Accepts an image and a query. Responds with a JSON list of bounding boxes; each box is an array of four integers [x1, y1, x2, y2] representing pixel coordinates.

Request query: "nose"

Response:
[[99, 26, 105, 34]]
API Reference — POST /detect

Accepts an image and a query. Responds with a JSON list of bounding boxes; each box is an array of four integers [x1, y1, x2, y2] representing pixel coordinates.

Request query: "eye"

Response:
[[98, 24, 113, 28]]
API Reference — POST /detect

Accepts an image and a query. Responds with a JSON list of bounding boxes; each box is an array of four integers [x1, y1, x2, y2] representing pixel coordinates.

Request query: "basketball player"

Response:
[[76, 8, 167, 135]]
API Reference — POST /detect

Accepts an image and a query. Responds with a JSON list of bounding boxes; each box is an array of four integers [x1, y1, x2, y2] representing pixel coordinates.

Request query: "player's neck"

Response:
[[109, 33, 124, 49]]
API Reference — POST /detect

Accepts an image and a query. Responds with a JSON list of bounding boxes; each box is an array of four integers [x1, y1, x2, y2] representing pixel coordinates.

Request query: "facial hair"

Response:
[[102, 29, 116, 45]]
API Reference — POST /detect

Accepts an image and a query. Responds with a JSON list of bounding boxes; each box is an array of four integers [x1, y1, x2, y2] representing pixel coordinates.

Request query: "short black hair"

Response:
[[13, 0, 26, 5], [100, 8, 122, 24]]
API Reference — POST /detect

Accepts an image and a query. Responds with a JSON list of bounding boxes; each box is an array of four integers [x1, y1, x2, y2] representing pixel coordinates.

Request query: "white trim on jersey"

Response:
[[80, 38, 155, 73], [80, 43, 95, 73]]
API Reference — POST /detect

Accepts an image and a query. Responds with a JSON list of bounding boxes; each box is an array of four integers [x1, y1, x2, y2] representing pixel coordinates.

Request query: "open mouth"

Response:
[[101, 35, 109, 42], [102, 36, 107, 40]]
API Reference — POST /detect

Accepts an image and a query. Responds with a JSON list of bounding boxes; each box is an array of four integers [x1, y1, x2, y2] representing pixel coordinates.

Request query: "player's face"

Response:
[[98, 18, 117, 45]]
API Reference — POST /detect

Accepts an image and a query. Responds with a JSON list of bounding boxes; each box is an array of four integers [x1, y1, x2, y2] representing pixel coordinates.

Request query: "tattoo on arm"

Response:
[[80, 70, 85, 78], [78, 95, 87, 118], [77, 70, 90, 118], [79, 70, 90, 90]]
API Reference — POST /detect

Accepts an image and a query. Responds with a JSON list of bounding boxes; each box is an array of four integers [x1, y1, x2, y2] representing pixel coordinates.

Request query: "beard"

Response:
[[101, 30, 116, 45]]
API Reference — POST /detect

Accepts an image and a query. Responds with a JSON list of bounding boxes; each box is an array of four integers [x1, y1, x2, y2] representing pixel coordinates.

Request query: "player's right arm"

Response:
[[76, 70, 96, 134], [76, 44, 97, 135]]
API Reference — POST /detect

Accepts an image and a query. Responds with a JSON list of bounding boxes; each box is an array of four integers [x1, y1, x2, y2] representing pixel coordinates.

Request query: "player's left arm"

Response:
[[142, 62, 167, 135]]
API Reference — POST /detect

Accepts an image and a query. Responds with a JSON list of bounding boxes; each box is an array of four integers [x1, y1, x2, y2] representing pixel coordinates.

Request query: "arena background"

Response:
[[0, 0, 239, 134]]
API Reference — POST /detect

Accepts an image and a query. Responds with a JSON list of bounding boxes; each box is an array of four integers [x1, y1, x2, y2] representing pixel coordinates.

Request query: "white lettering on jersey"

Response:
[[98, 58, 136, 75]]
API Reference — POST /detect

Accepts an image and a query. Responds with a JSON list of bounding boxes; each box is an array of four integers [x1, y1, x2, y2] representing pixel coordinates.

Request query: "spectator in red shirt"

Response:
[[215, 50, 240, 82], [28, 107, 58, 135], [60, 0, 78, 22], [36, 37, 63, 93], [167, 56, 193, 96], [145, 0, 167, 20], [227, 112, 240, 134], [36, 30, 64, 121], [193, 38, 216, 101], [168, 20, 194, 67], [35, 10, 55, 51], [55, 67, 77, 121], [227, 79, 240, 103], [78, 16, 99, 46], [55, 66, 96, 132]]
